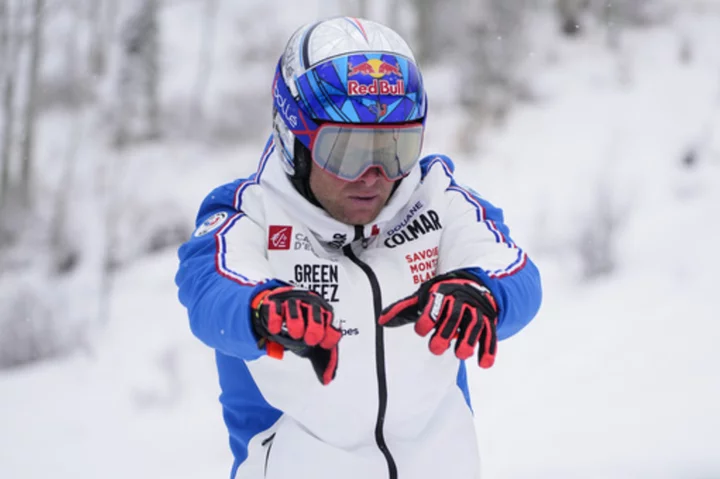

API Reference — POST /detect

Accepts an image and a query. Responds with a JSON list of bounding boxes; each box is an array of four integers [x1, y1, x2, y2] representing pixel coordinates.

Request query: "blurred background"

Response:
[[0, 0, 718, 478]]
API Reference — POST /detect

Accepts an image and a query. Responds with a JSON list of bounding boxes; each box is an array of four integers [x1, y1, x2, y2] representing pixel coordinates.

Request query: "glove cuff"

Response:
[[439, 269, 498, 315], [250, 288, 275, 346], [443, 269, 488, 285], [251, 288, 273, 311]]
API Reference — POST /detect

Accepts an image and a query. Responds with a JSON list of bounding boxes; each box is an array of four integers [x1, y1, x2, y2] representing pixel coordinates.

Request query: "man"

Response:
[[175, 17, 542, 479]]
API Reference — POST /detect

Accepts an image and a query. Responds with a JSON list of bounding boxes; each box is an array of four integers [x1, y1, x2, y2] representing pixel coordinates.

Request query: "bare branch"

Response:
[[0, 0, 18, 209], [18, 0, 45, 208], [187, 0, 218, 133]]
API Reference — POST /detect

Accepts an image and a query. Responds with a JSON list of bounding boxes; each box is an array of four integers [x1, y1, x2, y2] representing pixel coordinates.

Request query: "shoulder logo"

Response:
[[268, 225, 292, 250], [194, 211, 228, 237]]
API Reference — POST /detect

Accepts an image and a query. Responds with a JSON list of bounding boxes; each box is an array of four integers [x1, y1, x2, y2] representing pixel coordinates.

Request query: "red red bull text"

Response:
[[347, 59, 405, 96], [348, 79, 405, 96]]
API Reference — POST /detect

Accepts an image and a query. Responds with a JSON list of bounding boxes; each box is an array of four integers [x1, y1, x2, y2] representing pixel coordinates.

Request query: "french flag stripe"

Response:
[[425, 156, 526, 278], [345, 17, 369, 42], [214, 212, 257, 286], [425, 157, 453, 180], [234, 142, 274, 210], [447, 185, 486, 222], [427, 158, 510, 246], [488, 250, 528, 279], [447, 185, 511, 245], [486, 220, 511, 247]]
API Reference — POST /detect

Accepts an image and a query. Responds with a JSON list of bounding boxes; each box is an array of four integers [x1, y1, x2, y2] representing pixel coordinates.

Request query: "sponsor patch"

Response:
[[268, 225, 292, 250], [347, 59, 405, 96], [293, 233, 313, 251], [384, 209, 442, 249], [291, 263, 340, 303], [339, 319, 359, 336], [326, 233, 347, 249], [194, 212, 228, 237], [405, 246, 439, 284]]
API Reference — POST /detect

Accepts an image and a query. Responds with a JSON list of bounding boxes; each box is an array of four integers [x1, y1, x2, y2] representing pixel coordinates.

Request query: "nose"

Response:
[[357, 167, 382, 186]]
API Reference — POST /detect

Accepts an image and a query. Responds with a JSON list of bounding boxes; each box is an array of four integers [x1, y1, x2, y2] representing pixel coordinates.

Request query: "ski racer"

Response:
[[175, 16, 542, 479]]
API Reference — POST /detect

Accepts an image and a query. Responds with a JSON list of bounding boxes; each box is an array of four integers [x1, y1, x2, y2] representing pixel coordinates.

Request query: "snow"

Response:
[[2, 4, 720, 479], [463, 11, 720, 479]]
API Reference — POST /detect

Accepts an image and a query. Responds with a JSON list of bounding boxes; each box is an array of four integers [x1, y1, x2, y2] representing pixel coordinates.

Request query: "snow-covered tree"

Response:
[[0, 0, 18, 210], [18, 0, 45, 207], [0, 0, 110, 369], [556, 0, 585, 36], [456, 0, 528, 151], [112, 0, 161, 148]]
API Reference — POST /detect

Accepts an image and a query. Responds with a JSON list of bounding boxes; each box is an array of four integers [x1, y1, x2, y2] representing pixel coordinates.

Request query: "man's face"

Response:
[[309, 165, 397, 226]]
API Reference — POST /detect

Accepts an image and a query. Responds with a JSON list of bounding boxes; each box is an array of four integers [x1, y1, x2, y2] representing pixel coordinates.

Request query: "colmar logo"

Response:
[[384, 209, 442, 249], [347, 59, 405, 96], [268, 225, 292, 250]]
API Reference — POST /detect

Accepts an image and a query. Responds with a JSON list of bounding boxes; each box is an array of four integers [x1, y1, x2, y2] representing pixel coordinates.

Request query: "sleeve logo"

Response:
[[193, 211, 228, 237]]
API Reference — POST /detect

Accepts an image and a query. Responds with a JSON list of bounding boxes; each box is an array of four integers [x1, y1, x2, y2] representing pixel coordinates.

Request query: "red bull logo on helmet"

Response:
[[347, 58, 405, 96]]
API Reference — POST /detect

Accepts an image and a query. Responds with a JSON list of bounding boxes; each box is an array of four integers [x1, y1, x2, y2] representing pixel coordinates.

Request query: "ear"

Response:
[[293, 137, 312, 179], [289, 138, 323, 208]]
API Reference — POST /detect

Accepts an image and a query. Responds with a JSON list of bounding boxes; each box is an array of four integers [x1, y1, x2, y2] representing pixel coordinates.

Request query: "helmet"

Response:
[[272, 17, 427, 183]]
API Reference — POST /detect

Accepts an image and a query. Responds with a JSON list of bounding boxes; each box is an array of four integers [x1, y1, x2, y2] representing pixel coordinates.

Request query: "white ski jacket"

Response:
[[175, 138, 542, 479]]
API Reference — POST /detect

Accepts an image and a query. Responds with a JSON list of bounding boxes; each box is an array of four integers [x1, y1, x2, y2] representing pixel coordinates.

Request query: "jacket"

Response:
[[175, 137, 542, 479]]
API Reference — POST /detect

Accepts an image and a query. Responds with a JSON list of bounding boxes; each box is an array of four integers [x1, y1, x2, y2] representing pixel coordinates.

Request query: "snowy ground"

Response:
[[2, 5, 720, 479]]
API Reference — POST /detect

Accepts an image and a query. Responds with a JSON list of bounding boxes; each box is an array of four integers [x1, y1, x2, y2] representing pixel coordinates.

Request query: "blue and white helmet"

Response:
[[272, 17, 428, 182]]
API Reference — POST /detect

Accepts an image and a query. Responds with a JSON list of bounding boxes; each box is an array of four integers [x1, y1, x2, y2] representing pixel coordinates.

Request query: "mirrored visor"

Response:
[[311, 124, 424, 181]]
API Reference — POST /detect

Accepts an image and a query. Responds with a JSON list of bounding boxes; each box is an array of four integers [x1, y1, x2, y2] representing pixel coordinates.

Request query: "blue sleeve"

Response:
[[461, 199, 542, 340], [174, 182, 281, 360], [465, 260, 542, 340]]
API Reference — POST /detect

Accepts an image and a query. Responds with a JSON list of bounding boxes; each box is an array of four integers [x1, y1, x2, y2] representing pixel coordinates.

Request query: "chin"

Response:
[[347, 210, 381, 226]]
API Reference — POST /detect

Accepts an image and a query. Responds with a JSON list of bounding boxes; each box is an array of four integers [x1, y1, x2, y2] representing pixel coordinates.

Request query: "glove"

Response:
[[251, 285, 342, 385], [378, 271, 499, 368]]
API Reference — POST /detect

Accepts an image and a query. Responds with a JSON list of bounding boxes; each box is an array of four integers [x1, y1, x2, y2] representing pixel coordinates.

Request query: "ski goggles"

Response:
[[311, 123, 424, 181]]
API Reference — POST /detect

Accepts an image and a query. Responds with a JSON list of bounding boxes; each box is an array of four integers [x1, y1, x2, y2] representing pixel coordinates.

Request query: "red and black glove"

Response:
[[251, 286, 342, 385], [378, 271, 499, 368]]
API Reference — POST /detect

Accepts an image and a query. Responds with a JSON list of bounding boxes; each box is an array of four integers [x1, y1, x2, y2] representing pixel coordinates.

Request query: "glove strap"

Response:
[[266, 340, 285, 359]]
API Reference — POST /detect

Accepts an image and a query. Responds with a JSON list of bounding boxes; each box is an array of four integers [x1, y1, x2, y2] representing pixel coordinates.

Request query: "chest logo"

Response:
[[406, 246, 439, 284], [268, 225, 292, 250], [384, 210, 442, 248], [339, 319, 359, 336], [292, 263, 340, 303]]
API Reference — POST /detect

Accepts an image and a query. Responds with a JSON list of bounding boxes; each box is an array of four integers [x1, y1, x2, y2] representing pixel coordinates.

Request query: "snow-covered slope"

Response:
[[462, 12, 720, 479], [2, 5, 719, 479], [460, 12, 720, 479]]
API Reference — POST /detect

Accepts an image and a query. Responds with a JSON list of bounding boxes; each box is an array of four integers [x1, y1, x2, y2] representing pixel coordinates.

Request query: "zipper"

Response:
[[262, 433, 276, 477], [343, 234, 398, 479]]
